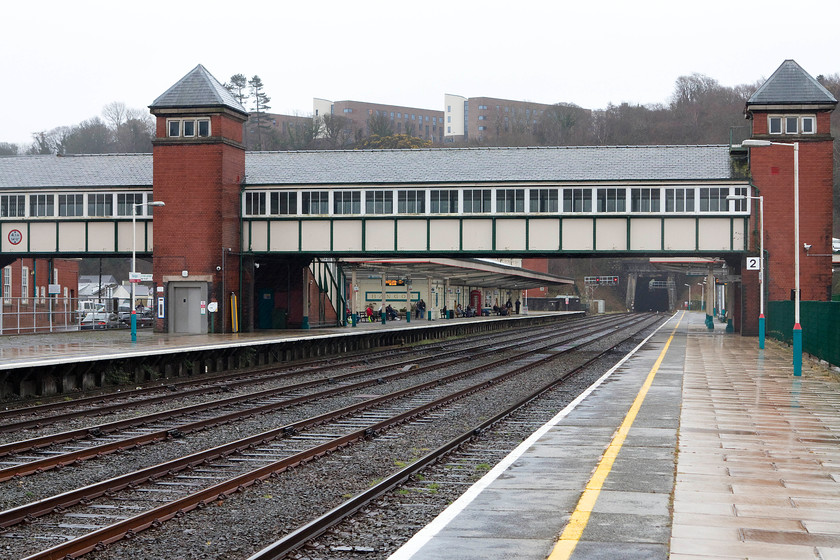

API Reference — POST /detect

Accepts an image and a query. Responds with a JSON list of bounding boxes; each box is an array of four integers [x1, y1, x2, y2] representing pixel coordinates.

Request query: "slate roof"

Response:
[[0, 145, 740, 191], [748, 59, 837, 106], [149, 64, 247, 115], [244, 145, 740, 185], [0, 154, 152, 189]]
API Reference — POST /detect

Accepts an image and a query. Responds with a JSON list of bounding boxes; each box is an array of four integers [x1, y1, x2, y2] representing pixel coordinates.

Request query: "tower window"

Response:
[[167, 118, 211, 137], [768, 114, 816, 135]]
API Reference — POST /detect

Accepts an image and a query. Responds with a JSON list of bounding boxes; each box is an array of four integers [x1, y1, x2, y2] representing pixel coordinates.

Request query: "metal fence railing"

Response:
[[766, 300, 840, 368], [0, 296, 141, 335]]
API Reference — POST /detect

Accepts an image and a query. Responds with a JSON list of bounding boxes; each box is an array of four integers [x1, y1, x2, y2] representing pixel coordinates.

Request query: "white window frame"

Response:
[[2, 267, 11, 305], [0, 194, 26, 218], [21, 266, 28, 305], [768, 114, 817, 135], [167, 118, 211, 138]]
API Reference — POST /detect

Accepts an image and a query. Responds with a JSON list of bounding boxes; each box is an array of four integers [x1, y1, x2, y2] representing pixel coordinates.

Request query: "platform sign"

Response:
[[746, 257, 761, 271], [48, 284, 61, 295]]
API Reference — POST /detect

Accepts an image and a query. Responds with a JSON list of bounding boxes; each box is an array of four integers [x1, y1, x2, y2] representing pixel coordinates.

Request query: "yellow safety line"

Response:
[[547, 312, 683, 560]]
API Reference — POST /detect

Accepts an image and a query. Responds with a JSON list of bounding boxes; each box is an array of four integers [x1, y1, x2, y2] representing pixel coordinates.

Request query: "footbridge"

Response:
[[1, 145, 751, 260]]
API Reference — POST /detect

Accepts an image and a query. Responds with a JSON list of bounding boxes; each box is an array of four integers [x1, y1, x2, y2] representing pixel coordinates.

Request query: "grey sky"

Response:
[[3, 0, 838, 147]]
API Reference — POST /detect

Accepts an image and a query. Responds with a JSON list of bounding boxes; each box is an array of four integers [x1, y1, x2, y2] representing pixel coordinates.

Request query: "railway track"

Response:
[[0, 313, 661, 559], [0, 316, 603, 433], [0, 316, 626, 482]]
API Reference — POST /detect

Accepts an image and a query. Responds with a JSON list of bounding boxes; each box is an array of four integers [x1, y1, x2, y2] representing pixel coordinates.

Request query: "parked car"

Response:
[[117, 304, 132, 323], [118, 306, 154, 328], [80, 312, 119, 330], [76, 301, 105, 321]]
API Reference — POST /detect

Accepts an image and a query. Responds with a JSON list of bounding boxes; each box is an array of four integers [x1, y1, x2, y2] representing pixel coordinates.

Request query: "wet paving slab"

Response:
[[671, 315, 840, 559]]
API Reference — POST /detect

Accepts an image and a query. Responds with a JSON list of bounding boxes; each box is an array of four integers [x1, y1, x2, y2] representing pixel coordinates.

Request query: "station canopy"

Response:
[[340, 258, 574, 290]]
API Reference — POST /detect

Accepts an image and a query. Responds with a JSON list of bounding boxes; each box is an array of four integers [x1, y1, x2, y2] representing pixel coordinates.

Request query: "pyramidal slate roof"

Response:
[[748, 60, 837, 106], [150, 64, 247, 115]]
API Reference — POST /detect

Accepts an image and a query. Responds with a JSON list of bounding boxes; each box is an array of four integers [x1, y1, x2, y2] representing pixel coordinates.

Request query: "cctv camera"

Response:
[[803, 243, 812, 252], [216, 266, 222, 271]]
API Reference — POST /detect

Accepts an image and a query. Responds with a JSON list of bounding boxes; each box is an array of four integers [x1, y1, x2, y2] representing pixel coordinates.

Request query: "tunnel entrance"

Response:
[[634, 277, 670, 312]]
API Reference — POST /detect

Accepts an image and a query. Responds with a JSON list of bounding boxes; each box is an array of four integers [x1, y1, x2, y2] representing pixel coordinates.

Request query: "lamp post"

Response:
[[742, 139, 800, 374], [684, 283, 691, 311], [727, 192, 765, 349], [132, 200, 165, 342]]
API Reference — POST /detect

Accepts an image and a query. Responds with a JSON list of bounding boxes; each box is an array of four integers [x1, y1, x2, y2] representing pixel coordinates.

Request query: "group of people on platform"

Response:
[[491, 298, 520, 316], [360, 296, 521, 323]]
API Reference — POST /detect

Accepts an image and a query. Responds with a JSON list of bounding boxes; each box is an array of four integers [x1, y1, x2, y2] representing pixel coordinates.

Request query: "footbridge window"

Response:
[[563, 188, 592, 212], [463, 189, 492, 213], [397, 190, 425, 214], [0, 194, 25, 217], [302, 191, 329, 215], [29, 194, 54, 217], [58, 194, 84, 217], [497, 189, 524, 213], [366, 190, 394, 214], [699, 188, 728, 212], [88, 193, 114, 217], [630, 188, 660, 212], [430, 189, 458, 213], [334, 191, 361, 214], [529, 188, 558, 212], [245, 192, 267, 215], [665, 188, 695, 212], [117, 193, 146, 216], [596, 188, 627, 212], [269, 192, 297, 215]]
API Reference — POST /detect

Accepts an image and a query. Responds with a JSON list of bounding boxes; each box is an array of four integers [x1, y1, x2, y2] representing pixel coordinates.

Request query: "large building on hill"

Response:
[[313, 98, 445, 144], [443, 95, 564, 143]]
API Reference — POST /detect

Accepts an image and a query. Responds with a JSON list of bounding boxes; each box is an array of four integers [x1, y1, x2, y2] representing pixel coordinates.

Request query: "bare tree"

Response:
[[102, 101, 128, 131], [320, 114, 352, 149], [367, 112, 394, 137], [0, 142, 19, 155]]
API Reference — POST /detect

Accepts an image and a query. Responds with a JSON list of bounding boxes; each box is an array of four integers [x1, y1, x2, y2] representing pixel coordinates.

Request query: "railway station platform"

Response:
[[389, 310, 840, 560], [0, 311, 581, 398]]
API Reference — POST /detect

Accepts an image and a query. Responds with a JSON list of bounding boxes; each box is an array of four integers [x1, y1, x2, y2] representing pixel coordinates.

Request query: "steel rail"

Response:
[[246, 313, 665, 559], [0, 317, 577, 426], [0, 318, 580, 433], [0, 316, 607, 466], [1, 314, 641, 532], [18, 314, 657, 560]]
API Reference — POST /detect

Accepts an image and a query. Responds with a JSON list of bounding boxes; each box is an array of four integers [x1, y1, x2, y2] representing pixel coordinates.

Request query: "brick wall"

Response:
[[151, 110, 247, 332], [748, 116, 834, 303]]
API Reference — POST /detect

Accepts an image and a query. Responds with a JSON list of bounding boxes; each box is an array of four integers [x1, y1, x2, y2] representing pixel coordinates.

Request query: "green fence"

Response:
[[767, 300, 840, 367]]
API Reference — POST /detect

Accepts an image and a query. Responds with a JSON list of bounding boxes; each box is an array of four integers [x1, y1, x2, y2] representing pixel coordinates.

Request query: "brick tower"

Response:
[[744, 60, 836, 307], [149, 65, 249, 333]]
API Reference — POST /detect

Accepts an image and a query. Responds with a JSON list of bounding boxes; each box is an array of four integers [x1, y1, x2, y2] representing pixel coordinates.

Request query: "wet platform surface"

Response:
[[0, 312, 576, 370], [388, 311, 840, 560]]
